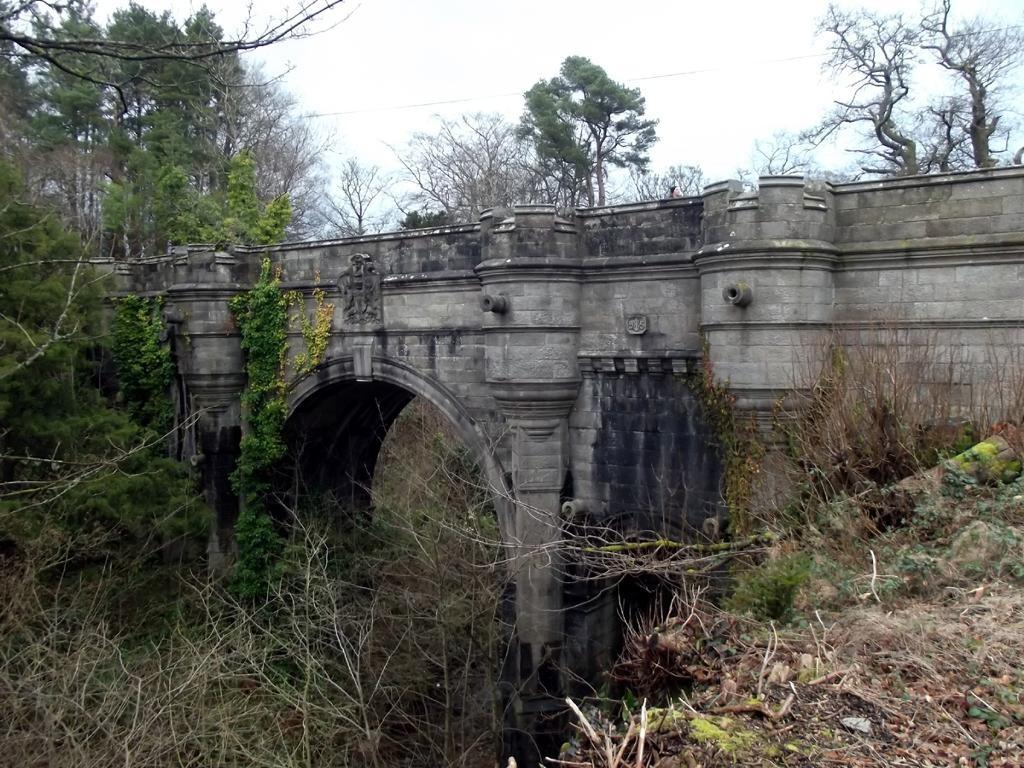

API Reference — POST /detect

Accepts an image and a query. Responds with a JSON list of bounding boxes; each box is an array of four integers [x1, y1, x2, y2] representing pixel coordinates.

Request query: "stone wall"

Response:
[[121, 165, 1024, 765], [698, 166, 1024, 423]]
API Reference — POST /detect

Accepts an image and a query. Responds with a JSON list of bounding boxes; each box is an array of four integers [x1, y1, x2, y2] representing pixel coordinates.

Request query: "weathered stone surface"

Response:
[[119, 166, 1024, 766]]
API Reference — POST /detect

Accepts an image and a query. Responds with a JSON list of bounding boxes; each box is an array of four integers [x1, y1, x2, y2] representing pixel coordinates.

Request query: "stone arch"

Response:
[[283, 354, 512, 538]]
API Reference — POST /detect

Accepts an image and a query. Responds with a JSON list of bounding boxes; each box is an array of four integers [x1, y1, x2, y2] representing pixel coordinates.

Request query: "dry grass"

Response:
[[556, 326, 1024, 767], [560, 584, 1024, 767], [0, 397, 508, 768]]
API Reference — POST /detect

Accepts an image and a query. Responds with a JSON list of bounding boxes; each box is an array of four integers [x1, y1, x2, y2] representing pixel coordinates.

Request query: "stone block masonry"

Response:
[[120, 165, 1024, 766]]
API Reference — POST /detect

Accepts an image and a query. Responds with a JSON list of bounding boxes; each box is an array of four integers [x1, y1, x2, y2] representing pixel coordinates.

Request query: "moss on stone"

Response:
[[689, 716, 757, 753], [949, 438, 1022, 484], [646, 707, 691, 733]]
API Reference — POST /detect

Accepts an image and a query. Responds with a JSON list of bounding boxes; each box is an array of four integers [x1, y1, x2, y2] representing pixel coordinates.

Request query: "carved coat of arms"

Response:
[[626, 314, 648, 335], [338, 253, 381, 325]]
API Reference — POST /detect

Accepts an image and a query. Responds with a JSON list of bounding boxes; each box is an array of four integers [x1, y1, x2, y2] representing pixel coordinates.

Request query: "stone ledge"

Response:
[[575, 197, 702, 217], [838, 232, 1024, 266], [695, 238, 840, 260], [577, 350, 700, 377], [831, 164, 1024, 194], [233, 224, 482, 252], [702, 318, 1024, 332]]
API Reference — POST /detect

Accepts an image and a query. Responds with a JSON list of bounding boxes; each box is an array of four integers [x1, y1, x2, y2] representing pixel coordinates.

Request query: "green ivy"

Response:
[[288, 272, 334, 376], [688, 336, 765, 534], [229, 257, 289, 597], [112, 295, 175, 433]]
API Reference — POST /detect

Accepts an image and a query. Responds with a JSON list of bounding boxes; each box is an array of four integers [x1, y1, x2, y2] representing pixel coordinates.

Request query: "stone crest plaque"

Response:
[[338, 253, 381, 325], [626, 314, 648, 335]]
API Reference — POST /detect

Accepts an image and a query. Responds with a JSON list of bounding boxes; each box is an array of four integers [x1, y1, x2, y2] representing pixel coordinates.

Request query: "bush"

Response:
[[726, 553, 811, 623]]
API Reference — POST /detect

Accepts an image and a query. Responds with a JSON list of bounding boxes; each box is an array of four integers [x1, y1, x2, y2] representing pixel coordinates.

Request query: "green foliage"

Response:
[[104, 149, 292, 254], [112, 295, 174, 432], [28, 8, 108, 154], [229, 258, 290, 597], [204, 152, 292, 247], [726, 553, 811, 623], [520, 55, 658, 206], [0, 159, 201, 554], [290, 276, 335, 376], [400, 208, 450, 229], [0, 164, 90, 386], [13, 3, 291, 256], [231, 505, 285, 598], [225, 149, 263, 236], [230, 259, 350, 593], [256, 194, 292, 245]]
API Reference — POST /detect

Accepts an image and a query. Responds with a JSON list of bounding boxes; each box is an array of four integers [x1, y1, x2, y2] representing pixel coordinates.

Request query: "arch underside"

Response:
[[282, 379, 415, 511], [281, 355, 511, 534]]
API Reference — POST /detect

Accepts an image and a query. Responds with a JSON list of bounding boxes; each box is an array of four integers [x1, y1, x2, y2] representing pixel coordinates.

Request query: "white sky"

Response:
[[94, 0, 1023, 186]]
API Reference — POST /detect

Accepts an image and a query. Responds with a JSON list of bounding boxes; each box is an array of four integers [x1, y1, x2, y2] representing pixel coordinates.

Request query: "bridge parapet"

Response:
[[114, 165, 1024, 765], [694, 166, 1024, 434], [703, 175, 835, 245]]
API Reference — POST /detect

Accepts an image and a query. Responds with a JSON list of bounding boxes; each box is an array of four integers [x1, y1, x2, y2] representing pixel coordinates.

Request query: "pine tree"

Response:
[[520, 56, 658, 206]]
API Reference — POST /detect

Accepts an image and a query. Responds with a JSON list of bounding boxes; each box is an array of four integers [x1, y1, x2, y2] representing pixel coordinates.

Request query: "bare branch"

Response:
[[813, 4, 920, 176], [921, 0, 1024, 168]]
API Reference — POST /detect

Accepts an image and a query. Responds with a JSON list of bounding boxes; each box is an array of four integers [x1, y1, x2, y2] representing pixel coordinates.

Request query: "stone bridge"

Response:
[[123, 167, 1024, 762]]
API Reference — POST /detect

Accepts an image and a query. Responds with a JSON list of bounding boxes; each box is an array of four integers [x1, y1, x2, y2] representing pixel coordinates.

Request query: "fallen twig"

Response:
[[756, 621, 778, 699], [635, 700, 647, 768], [712, 692, 795, 721], [869, 549, 881, 603], [807, 667, 855, 686], [583, 532, 777, 555], [565, 697, 600, 744]]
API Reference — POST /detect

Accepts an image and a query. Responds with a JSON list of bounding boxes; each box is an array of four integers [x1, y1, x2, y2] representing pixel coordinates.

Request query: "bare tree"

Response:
[[321, 157, 394, 237], [917, 96, 974, 172], [735, 131, 861, 184], [394, 112, 546, 223], [752, 131, 815, 176], [629, 164, 707, 201], [921, 0, 1024, 169], [813, 5, 921, 176]]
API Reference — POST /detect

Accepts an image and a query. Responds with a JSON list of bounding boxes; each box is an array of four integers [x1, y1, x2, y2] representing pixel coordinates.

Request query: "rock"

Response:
[[947, 435, 1022, 485], [943, 520, 1020, 577], [898, 465, 944, 495], [767, 661, 793, 685], [841, 716, 872, 734]]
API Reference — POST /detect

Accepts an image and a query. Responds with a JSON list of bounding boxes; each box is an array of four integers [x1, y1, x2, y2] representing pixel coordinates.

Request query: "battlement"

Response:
[[701, 175, 835, 246]]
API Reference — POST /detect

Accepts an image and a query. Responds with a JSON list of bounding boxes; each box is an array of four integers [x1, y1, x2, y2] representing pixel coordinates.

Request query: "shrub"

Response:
[[726, 553, 811, 623]]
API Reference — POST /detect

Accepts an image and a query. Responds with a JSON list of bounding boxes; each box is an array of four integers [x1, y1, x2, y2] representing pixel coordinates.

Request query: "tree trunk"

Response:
[[968, 79, 992, 168]]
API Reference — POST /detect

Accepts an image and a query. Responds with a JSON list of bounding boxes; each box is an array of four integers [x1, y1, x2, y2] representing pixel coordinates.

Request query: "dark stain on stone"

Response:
[[590, 373, 723, 538]]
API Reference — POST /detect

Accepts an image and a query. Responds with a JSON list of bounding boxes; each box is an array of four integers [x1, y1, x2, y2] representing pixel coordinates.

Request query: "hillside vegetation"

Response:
[[558, 338, 1024, 768]]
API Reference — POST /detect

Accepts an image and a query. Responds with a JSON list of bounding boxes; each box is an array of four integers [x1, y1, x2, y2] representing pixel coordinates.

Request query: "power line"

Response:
[[626, 53, 826, 82], [299, 91, 522, 118], [297, 52, 830, 120], [297, 20, 1024, 122]]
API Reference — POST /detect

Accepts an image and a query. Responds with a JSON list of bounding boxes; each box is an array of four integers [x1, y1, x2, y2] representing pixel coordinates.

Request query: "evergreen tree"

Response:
[[520, 56, 658, 206], [0, 160, 201, 554]]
